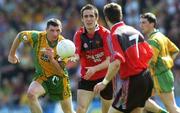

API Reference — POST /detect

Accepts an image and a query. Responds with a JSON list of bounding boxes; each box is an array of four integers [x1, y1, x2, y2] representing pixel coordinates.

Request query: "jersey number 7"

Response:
[[129, 34, 139, 58]]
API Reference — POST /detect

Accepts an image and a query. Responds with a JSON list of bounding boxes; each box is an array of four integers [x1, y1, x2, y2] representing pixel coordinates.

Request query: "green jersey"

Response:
[[148, 30, 179, 76], [18, 31, 68, 78]]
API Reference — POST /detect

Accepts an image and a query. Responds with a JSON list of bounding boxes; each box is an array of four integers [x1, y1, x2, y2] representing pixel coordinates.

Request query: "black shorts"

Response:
[[78, 77, 113, 100], [112, 69, 153, 113]]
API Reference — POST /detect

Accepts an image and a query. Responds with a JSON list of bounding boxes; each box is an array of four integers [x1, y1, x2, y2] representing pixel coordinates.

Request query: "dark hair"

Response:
[[103, 3, 123, 24], [80, 4, 99, 18], [140, 13, 157, 27], [46, 18, 62, 29]]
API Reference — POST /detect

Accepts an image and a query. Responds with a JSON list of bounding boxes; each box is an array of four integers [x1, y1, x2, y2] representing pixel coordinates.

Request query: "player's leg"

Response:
[[108, 106, 123, 113], [101, 97, 112, 113], [131, 107, 144, 113], [111, 73, 152, 113], [110, 104, 143, 113], [76, 89, 95, 113], [51, 75, 74, 113], [77, 78, 103, 113], [129, 70, 153, 113], [115, 69, 152, 113], [100, 81, 113, 113], [154, 70, 180, 113], [60, 96, 75, 113], [145, 98, 168, 113], [27, 81, 46, 113], [159, 92, 180, 113]]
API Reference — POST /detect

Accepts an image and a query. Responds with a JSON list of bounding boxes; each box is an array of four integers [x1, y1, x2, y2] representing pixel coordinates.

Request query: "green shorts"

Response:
[[35, 75, 71, 101], [153, 69, 174, 94]]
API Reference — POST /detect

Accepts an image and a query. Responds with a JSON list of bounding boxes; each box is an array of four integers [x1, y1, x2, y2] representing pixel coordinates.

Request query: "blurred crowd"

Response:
[[0, 0, 180, 112]]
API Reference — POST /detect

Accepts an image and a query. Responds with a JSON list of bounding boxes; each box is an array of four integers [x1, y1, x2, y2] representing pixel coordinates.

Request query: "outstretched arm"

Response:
[[43, 48, 65, 76], [94, 59, 120, 94], [84, 56, 110, 80], [8, 34, 21, 64]]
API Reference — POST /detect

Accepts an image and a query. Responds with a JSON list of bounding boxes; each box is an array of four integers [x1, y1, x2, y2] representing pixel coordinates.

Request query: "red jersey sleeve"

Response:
[[73, 31, 81, 55]]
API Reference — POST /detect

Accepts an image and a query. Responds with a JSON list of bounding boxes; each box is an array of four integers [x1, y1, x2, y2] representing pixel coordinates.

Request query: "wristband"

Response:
[[102, 78, 109, 85]]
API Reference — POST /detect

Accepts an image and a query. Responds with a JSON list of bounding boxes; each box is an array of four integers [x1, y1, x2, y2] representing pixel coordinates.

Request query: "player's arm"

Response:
[[69, 53, 79, 62], [88, 56, 110, 72], [94, 34, 124, 93], [103, 59, 120, 85], [94, 59, 120, 93], [44, 48, 65, 75], [50, 59, 65, 75], [84, 56, 110, 80], [167, 38, 179, 60], [8, 33, 22, 64], [8, 31, 37, 64], [68, 32, 81, 62], [148, 39, 160, 65], [104, 34, 125, 79]]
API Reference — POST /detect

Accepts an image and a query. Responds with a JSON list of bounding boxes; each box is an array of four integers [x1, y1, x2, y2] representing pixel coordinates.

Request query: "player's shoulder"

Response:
[[20, 30, 43, 39], [98, 25, 110, 34], [151, 31, 167, 42], [38, 31, 46, 36], [74, 27, 84, 39], [58, 34, 65, 41], [19, 30, 41, 34], [76, 27, 84, 34], [36, 31, 48, 39]]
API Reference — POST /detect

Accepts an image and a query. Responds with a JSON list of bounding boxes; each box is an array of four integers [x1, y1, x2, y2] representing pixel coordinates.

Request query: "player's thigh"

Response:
[[47, 76, 72, 101], [153, 70, 174, 93], [100, 97, 113, 113], [100, 80, 113, 100], [108, 106, 123, 113], [100, 96, 112, 105], [60, 96, 73, 111], [131, 107, 143, 113], [77, 89, 95, 108], [27, 81, 45, 97]]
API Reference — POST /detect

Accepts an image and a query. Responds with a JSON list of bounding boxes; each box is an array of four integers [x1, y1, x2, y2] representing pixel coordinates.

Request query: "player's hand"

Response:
[[84, 66, 96, 80], [68, 54, 79, 62], [8, 54, 20, 64], [42, 48, 54, 61], [68, 56, 78, 62], [94, 82, 106, 94]]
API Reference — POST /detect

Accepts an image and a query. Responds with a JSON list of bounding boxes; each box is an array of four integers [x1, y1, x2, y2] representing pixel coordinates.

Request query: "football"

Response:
[[56, 39, 76, 59]]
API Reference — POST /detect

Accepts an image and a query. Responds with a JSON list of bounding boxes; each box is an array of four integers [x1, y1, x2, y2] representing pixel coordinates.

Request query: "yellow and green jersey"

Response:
[[148, 30, 179, 76], [18, 31, 68, 78]]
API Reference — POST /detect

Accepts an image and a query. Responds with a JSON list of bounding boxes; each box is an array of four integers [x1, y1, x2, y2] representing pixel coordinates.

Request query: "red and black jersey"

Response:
[[110, 22, 153, 79], [74, 25, 111, 80]]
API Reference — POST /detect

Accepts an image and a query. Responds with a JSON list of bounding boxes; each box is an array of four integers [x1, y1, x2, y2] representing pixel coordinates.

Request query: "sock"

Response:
[[160, 109, 169, 113]]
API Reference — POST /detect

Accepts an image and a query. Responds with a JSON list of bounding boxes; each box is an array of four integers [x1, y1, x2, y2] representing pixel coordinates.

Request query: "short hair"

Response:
[[80, 4, 99, 18], [46, 18, 62, 29], [140, 13, 157, 27], [103, 3, 123, 24]]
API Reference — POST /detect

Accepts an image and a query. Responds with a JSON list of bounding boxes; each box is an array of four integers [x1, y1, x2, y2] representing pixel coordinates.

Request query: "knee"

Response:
[[62, 109, 73, 113], [27, 90, 37, 101], [76, 105, 87, 113], [62, 106, 74, 113]]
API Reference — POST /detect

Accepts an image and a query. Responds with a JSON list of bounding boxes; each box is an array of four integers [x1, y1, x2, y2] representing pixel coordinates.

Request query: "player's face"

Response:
[[81, 9, 98, 32], [46, 25, 61, 41], [139, 18, 152, 35]]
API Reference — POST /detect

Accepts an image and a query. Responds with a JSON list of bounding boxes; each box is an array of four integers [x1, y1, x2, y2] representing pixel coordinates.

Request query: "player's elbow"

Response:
[[112, 59, 120, 69]]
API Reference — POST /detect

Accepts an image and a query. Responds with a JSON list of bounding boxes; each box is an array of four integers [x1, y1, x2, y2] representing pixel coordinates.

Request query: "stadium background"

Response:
[[0, 0, 180, 113]]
